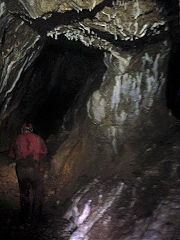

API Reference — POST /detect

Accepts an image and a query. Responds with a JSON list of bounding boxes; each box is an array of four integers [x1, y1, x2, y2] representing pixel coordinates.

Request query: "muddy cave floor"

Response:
[[1, 122, 180, 239]]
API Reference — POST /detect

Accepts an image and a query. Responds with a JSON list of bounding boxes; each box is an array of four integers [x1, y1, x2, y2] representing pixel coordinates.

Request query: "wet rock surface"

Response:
[[1, 121, 180, 239]]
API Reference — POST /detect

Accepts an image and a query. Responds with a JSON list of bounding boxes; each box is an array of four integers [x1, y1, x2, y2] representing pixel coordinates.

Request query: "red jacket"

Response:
[[9, 131, 48, 161]]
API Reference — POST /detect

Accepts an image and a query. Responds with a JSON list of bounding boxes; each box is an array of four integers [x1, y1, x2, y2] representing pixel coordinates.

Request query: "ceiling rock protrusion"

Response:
[[47, 0, 171, 51], [6, 0, 174, 52], [16, 0, 104, 19]]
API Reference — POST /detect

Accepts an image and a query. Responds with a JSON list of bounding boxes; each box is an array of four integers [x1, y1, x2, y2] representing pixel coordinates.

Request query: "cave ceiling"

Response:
[[5, 0, 175, 52]]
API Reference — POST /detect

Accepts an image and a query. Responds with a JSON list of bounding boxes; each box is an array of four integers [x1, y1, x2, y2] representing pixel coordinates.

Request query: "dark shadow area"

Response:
[[166, 35, 180, 119], [16, 36, 106, 139]]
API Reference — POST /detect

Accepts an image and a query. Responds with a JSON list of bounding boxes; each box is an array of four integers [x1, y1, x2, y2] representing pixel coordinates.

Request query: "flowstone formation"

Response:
[[0, 1, 179, 238]]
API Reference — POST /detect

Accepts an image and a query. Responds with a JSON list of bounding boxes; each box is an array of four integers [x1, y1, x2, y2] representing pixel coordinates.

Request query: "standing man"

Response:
[[9, 123, 48, 223]]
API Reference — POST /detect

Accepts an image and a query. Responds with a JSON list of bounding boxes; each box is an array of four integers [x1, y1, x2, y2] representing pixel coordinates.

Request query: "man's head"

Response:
[[21, 123, 33, 133]]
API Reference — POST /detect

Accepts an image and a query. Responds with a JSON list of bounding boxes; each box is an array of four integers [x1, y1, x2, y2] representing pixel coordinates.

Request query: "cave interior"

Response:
[[8, 36, 106, 140], [0, 2, 180, 239]]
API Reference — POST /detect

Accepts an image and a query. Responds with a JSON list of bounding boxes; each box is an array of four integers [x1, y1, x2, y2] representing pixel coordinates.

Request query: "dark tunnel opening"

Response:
[[17, 36, 106, 139]]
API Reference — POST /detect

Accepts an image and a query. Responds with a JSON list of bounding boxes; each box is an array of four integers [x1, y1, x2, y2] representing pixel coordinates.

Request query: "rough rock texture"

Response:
[[0, 2, 41, 150], [47, 0, 169, 44], [8, 0, 104, 19], [0, 1, 179, 238], [87, 41, 170, 146], [61, 173, 180, 240]]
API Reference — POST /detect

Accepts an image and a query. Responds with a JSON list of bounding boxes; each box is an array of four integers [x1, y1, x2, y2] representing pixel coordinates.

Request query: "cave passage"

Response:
[[17, 36, 106, 139]]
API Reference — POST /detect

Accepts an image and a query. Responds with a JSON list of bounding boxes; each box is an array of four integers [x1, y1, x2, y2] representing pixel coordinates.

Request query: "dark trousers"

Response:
[[16, 163, 44, 221]]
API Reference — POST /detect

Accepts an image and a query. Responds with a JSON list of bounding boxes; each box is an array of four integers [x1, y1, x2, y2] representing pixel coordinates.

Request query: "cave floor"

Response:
[[1, 121, 180, 239]]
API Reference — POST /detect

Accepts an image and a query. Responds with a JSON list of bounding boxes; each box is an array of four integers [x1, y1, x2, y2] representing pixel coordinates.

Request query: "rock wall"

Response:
[[87, 41, 170, 149], [60, 168, 180, 240], [0, 3, 42, 150]]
